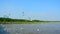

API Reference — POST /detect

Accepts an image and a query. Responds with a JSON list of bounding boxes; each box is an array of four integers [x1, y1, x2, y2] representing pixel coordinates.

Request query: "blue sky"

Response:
[[0, 0, 60, 21]]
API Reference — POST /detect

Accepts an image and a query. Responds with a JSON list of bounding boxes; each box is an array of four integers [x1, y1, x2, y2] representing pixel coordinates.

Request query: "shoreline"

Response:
[[0, 22, 60, 24]]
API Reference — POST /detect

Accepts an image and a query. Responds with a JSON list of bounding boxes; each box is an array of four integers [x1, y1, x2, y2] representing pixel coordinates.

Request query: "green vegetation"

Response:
[[0, 17, 60, 24], [0, 17, 44, 24], [0, 17, 31, 22]]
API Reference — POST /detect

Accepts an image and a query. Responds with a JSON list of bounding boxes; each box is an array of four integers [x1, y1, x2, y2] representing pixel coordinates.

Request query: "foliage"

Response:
[[0, 17, 32, 22], [0, 17, 44, 24], [32, 20, 41, 22]]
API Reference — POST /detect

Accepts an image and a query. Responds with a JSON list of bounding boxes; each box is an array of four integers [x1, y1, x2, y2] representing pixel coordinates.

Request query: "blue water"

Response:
[[0, 22, 60, 34]]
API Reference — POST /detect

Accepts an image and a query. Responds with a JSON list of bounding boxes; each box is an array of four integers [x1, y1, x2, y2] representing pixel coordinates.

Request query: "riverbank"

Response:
[[0, 22, 45, 24], [0, 17, 44, 24], [0, 21, 60, 24], [0, 17, 60, 24]]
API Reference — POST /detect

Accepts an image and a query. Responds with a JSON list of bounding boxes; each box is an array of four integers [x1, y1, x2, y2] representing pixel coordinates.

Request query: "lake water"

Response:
[[0, 22, 60, 34]]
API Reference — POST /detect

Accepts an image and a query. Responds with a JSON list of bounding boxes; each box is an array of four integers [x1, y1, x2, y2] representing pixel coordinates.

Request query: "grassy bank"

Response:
[[0, 17, 60, 24], [0, 17, 44, 24]]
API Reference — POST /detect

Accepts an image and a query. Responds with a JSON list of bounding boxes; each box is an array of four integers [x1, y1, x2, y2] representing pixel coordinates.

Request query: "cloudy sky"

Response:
[[0, 0, 60, 21]]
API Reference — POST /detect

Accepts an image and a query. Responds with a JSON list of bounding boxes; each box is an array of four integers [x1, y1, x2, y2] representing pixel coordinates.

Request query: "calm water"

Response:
[[0, 22, 60, 34]]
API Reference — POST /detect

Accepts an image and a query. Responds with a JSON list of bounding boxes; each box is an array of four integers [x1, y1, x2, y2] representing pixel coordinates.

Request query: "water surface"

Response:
[[0, 22, 60, 34]]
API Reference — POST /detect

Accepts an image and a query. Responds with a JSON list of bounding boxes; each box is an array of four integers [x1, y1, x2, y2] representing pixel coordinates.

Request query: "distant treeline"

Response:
[[0, 17, 44, 22], [0, 17, 60, 24]]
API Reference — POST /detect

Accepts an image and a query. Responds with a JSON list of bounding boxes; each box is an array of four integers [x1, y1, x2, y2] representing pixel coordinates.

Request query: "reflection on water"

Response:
[[0, 22, 60, 34], [0, 24, 9, 34]]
